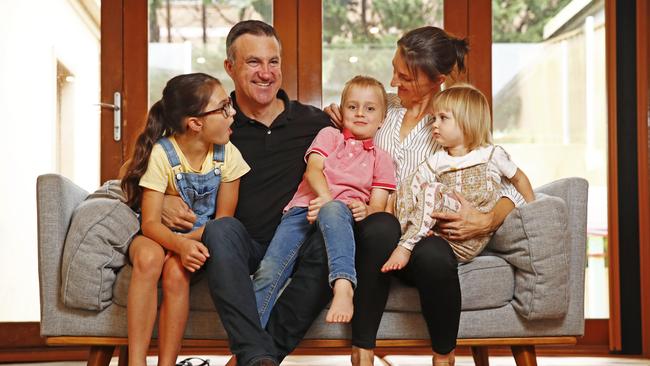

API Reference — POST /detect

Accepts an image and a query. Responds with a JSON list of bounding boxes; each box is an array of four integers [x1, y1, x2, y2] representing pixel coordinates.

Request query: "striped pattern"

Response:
[[375, 94, 524, 206]]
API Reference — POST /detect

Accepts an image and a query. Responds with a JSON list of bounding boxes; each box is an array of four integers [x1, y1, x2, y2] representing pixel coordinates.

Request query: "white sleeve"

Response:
[[492, 146, 518, 179], [493, 146, 526, 207]]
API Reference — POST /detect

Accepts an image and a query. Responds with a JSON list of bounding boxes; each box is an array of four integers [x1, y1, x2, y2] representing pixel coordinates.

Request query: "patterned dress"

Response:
[[396, 145, 518, 262]]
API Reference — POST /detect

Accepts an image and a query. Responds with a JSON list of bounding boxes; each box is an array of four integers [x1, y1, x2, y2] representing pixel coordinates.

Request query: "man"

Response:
[[170, 20, 400, 366]]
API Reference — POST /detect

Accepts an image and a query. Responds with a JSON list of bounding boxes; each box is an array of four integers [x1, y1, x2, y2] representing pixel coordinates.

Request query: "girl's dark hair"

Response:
[[121, 72, 221, 209], [397, 26, 470, 83]]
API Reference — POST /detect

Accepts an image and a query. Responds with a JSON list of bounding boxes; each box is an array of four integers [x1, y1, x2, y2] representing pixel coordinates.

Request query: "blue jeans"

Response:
[[253, 200, 357, 327], [202, 216, 331, 366]]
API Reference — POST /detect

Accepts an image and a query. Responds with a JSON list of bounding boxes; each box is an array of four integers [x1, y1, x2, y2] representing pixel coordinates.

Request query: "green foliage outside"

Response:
[[492, 0, 573, 42]]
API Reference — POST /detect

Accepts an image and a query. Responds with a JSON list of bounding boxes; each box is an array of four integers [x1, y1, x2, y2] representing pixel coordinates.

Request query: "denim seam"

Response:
[[257, 235, 307, 319]]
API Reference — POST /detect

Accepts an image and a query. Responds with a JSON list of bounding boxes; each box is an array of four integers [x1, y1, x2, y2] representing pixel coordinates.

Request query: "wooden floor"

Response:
[[4, 355, 650, 366]]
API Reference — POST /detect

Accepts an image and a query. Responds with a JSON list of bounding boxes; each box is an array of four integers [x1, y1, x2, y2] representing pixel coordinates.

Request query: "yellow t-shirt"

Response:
[[139, 136, 250, 196]]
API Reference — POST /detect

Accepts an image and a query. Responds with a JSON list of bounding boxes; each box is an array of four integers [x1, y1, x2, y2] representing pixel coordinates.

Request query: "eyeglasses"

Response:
[[196, 97, 233, 119]]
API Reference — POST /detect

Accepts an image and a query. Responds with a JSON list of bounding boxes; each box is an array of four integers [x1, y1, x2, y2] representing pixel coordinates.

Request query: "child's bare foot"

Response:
[[326, 279, 354, 323], [351, 346, 375, 366], [381, 246, 412, 272], [432, 350, 455, 366]]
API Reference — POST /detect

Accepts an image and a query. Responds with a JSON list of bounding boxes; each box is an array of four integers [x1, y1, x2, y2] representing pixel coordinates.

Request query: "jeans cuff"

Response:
[[329, 272, 357, 288]]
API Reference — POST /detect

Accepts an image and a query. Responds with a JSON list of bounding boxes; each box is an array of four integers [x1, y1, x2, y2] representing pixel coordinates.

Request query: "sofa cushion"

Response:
[[385, 255, 514, 312], [487, 193, 569, 320], [61, 180, 139, 311]]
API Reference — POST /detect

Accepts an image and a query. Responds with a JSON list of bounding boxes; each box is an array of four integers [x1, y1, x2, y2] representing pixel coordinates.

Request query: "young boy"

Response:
[[253, 75, 396, 325]]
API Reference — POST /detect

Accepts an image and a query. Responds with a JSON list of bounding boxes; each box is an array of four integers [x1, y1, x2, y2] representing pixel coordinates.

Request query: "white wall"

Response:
[[0, 0, 100, 321]]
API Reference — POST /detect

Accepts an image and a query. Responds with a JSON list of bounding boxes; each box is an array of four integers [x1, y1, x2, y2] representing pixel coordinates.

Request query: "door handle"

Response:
[[96, 92, 122, 141]]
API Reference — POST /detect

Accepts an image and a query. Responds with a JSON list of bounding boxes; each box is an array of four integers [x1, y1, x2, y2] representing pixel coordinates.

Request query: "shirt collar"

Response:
[[342, 128, 375, 150], [231, 89, 292, 127]]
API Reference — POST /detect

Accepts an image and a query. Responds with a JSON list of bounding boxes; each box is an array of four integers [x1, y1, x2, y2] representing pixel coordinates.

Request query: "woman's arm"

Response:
[[141, 189, 209, 271], [431, 194, 515, 241], [509, 169, 535, 203]]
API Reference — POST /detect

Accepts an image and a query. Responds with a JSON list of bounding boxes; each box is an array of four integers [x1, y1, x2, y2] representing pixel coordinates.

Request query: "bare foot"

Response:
[[225, 355, 236, 366], [432, 350, 455, 366], [351, 346, 375, 366], [381, 246, 411, 272], [326, 279, 354, 323]]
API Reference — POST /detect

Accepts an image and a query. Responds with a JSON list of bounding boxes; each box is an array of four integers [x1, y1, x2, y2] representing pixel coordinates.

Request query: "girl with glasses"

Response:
[[121, 73, 250, 366]]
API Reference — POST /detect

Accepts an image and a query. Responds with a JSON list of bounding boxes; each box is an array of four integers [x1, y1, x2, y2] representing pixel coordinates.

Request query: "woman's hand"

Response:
[[324, 103, 344, 128], [348, 200, 369, 222], [430, 191, 493, 241], [161, 195, 197, 231], [178, 237, 210, 272]]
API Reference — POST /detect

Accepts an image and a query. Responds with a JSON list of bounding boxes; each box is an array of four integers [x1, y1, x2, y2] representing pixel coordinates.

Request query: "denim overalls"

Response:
[[158, 137, 225, 232]]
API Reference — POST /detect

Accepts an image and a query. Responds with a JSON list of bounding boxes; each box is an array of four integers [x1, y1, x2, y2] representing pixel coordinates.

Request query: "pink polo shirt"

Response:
[[285, 127, 397, 211]]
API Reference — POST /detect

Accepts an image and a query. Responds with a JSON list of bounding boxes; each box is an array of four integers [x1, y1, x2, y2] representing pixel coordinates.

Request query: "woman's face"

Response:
[[390, 49, 441, 105]]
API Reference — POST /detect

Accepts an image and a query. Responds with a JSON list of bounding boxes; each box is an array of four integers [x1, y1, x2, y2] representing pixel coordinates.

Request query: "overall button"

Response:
[[267, 130, 272, 135], [214, 168, 221, 175], [176, 173, 183, 180]]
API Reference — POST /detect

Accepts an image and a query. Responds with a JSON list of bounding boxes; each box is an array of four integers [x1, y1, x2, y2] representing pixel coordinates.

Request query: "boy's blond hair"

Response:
[[340, 75, 388, 118], [432, 83, 492, 150]]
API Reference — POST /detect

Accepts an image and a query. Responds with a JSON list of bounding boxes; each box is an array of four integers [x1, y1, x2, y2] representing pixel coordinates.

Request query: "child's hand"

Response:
[[307, 196, 331, 223], [178, 238, 210, 272], [381, 246, 412, 272], [348, 200, 369, 222]]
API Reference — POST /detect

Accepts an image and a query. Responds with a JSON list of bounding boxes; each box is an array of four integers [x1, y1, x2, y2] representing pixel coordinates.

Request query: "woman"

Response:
[[325, 26, 522, 366]]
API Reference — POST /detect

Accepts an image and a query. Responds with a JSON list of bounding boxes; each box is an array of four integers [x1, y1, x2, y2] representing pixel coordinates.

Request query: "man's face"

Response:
[[225, 34, 282, 108]]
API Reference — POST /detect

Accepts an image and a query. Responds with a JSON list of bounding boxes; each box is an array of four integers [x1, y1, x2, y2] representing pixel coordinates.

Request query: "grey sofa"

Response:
[[37, 174, 587, 366]]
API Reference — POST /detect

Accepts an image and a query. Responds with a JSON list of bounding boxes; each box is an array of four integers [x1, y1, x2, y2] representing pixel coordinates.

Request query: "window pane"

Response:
[[148, 0, 273, 106], [322, 0, 443, 106], [492, 0, 608, 318]]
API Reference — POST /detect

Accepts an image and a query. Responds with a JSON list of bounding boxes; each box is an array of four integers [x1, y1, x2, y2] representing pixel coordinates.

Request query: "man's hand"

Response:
[[307, 196, 331, 224], [348, 200, 368, 222], [431, 191, 493, 241], [161, 195, 197, 231], [324, 103, 343, 128], [177, 237, 210, 272]]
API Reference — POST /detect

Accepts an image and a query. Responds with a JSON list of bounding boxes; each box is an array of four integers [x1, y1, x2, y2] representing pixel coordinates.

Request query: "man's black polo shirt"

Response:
[[230, 90, 331, 245]]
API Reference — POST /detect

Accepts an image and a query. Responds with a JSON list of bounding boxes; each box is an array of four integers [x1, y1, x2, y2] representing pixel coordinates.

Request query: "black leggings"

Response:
[[352, 213, 461, 355]]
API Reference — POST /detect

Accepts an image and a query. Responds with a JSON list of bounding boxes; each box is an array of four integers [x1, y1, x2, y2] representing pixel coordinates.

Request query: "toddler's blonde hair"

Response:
[[340, 75, 389, 118], [432, 83, 492, 150]]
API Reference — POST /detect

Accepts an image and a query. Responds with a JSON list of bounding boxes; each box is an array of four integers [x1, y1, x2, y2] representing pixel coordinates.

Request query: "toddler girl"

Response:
[[121, 73, 250, 366], [253, 76, 396, 325], [383, 83, 534, 271]]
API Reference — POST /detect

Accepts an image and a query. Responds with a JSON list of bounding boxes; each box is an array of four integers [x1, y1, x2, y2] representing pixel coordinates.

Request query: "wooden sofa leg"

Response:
[[471, 346, 490, 366], [88, 345, 115, 366], [118, 345, 129, 366], [511, 345, 537, 366]]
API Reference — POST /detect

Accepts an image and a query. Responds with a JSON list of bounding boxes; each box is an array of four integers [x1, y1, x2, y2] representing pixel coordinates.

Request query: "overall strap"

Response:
[[212, 144, 225, 162], [158, 137, 182, 168], [487, 145, 498, 163]]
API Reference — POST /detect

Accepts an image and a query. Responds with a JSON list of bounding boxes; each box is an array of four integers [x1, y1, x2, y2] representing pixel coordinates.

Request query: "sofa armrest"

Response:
[[37, 174, 89, 335], [535, 177, 588, 332], [488, 193, 570, 320]]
